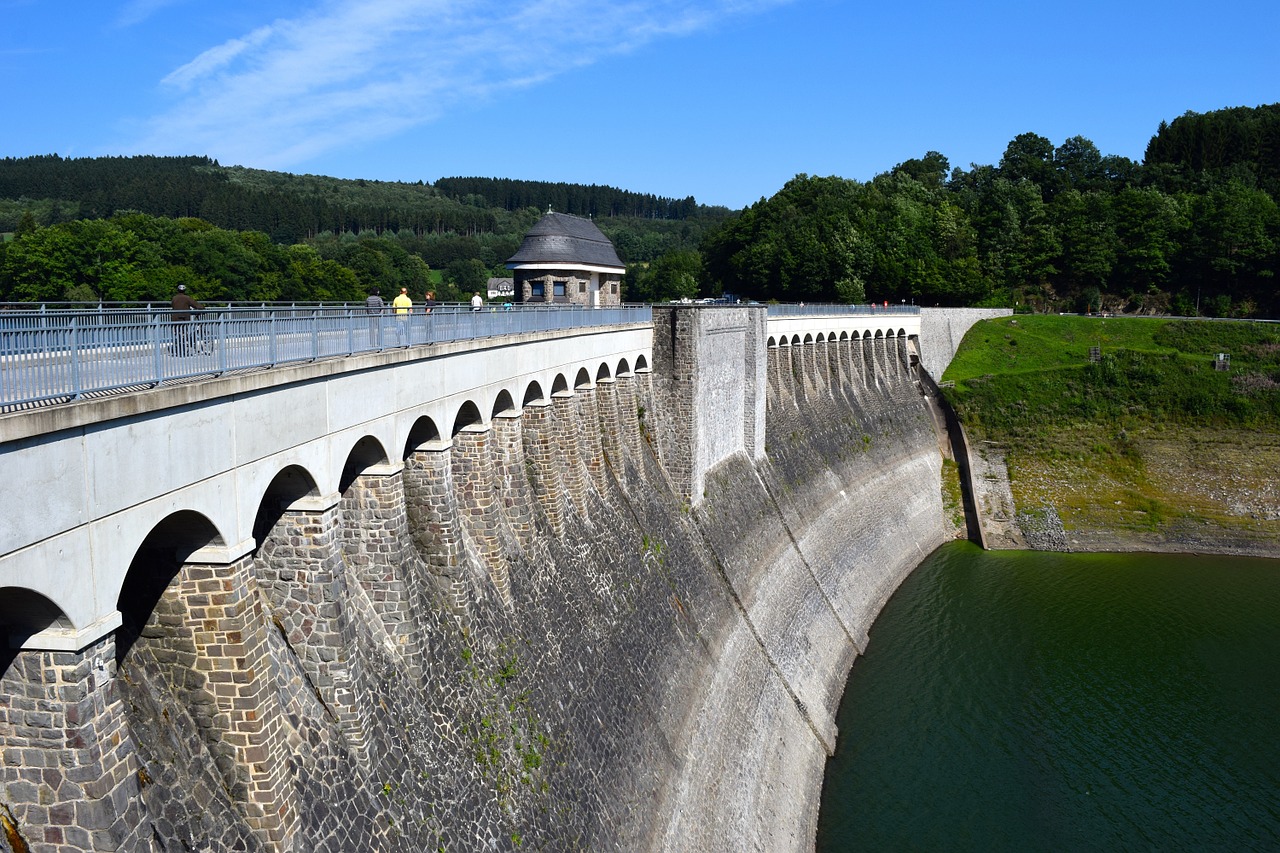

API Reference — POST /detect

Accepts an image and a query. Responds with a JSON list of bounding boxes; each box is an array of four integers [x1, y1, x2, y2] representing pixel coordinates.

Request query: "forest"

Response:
[[1, 102, 1277, 314]]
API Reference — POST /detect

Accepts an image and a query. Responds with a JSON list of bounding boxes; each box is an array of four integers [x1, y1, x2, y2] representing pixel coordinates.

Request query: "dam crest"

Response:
[[0, 306, 1003, 852]]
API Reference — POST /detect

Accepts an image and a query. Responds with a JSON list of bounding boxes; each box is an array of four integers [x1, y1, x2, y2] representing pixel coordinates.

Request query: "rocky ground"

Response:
[[976, 425, 1280, 557]]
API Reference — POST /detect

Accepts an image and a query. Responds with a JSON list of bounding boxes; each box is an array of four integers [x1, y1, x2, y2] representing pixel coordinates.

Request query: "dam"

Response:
[[1, 304, 1002, 852]]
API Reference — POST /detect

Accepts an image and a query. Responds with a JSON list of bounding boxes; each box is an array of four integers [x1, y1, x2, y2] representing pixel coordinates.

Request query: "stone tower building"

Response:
[[506, 211, 625, 307]]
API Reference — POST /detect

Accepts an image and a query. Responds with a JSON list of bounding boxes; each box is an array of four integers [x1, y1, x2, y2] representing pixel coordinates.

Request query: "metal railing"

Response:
[[766, 303, 920, 316], [0, 304, 651, 411]]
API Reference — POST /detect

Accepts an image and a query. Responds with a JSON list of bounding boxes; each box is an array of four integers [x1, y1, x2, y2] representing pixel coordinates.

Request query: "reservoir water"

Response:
[[816, 542, 1280, 851]]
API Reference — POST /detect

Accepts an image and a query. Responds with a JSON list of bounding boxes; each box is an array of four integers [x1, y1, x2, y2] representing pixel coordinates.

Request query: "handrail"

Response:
[[0, 304, 652, 411]]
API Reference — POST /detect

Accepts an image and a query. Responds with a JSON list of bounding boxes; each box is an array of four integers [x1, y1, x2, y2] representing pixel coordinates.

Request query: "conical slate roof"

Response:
[[506, 212, 624, 269]]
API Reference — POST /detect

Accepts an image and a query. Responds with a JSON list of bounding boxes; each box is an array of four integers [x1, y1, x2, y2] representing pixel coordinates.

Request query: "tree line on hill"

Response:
[[0, 103, 1277, 315], [694, 104, 1280, 316]]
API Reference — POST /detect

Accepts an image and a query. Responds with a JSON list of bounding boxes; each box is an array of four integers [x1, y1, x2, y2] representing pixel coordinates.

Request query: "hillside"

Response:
[[942, 315, 1280, 555]]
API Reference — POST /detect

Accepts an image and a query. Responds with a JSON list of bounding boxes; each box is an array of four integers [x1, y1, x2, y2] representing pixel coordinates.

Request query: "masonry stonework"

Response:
[[3, 309, 948, 853]]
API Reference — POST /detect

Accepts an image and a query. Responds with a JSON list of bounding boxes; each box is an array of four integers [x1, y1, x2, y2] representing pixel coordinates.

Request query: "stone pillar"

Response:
[[339, 464, 419, 663], [768, 345, 792, 410], [809, 339, 829, 396], [575, 385, 609, 495], [1, 634, 144, 853], [819, 338, 837, 398], [451, 424, 512, 605], [859, 337, 876, 388], [835, 336, 854, 399], [255, 499, 368, 766], [521, 401, 566, 537], [491, 412, 536, 551], [552, 392, 589, 513], [617, 373, 646, 464], [595, 378, 624, 475], [403, 441, 472, 613], [876, 334, 890, 381], [786, 343, 807, 406], [175, 553, 298, 847]]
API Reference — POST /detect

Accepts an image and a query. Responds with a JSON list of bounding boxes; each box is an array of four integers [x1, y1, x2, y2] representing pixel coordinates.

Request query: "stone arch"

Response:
[[116, 510, 226, 665], [452, 400, 484, 436], [898, 327, 907, 337], [596, 362, 612, 382], [522, 380, 546, 406], [492, 389, 517, 417], [767, 336, 778, 348], [574, 367, 593, 390], [340, 436, 391, 492], [803, 333, 814, 345], [816, 332, 827, 343], [635, 354, 649, 372], [551, 373, 570, 395], [875, 329, 884, 339], [863, 330, 873, 339], [405, 415, 442, 457], [790, 334, 802, 346], [616, 357, 632, 377], [253, 465, 322, 545], [0, 588, 72, 647], [839, 331, 850, 341]]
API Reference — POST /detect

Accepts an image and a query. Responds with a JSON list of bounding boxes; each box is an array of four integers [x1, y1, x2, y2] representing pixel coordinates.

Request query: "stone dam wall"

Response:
[[2, 311, 947, 852]]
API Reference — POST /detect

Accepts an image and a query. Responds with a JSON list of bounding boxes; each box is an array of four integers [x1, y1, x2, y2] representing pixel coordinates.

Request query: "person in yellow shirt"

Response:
[[392, 287, 413, 345]]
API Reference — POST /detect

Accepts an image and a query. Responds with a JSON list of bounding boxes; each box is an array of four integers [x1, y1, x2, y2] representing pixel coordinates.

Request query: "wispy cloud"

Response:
[[117, 0, 189, 28], [125, 0, 793, 169]]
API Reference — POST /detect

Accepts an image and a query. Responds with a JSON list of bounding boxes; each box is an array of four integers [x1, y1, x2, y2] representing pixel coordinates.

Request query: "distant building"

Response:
[[505, 211, 624, 307], [487, 277, 515, 302]]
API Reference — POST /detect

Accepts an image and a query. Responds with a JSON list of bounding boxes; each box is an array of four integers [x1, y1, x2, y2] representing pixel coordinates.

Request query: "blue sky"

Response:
[[3, 0, 1278, 210]]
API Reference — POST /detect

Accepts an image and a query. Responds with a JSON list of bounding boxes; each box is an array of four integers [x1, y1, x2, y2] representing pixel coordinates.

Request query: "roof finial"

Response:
[[547, 204, 553, 214]]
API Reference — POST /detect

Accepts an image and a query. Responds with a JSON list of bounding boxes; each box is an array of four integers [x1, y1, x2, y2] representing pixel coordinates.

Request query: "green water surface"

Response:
[[817, 542, 1280, 851]]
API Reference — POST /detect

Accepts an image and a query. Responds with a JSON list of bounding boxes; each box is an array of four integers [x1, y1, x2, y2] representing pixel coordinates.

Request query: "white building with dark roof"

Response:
[[505, 211, 625, 306]]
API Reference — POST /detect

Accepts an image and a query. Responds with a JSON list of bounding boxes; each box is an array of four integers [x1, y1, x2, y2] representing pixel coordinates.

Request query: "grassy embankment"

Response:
[[940, 315, 1280, 550]]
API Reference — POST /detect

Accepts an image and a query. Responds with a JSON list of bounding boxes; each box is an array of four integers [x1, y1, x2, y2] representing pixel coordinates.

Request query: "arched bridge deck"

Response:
[[1, 306, 920, 653]]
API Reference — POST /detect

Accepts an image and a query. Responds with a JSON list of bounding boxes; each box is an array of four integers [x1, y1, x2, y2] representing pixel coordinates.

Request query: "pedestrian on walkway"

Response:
[[393, 287, 413, 345], [170, 284, 203, 355], [365, 286, 384, 346]]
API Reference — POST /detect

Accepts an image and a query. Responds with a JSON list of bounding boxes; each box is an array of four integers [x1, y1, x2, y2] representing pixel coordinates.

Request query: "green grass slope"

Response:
[[941, 315, 1280, 553]]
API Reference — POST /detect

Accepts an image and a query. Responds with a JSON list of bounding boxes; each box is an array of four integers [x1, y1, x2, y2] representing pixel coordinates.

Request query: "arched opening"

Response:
[[492, 389, 516, 417], [596, 363, 612, 382], [1, 588, 73, 669], [253, 465, 321, 546], [790, 334, 802, 347], [522, 381, 545, 406], [616, 357, 631, 377], [767, 336, 778, 348], [862, 330, 873, 339], [405, 416, 442, 457], [574, 367, 592, 390], [635, 354, 649, 372], [339, 436, 390, 492], [116, 510, 225, 664], [452, 400, 484, 436], [550, 374, 570, 396]]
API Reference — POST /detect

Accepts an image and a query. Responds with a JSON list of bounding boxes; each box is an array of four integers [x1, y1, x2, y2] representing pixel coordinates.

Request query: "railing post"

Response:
[[268, 310, 278, 366], [69, 317, 82, 399], [152, 315, 164, 384], [217, 312, 228, 375], [311, 309, 320, 359]]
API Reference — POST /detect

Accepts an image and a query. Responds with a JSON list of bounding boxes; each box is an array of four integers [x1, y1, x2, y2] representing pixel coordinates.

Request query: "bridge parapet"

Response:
[[1, 324, 650, 653]]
